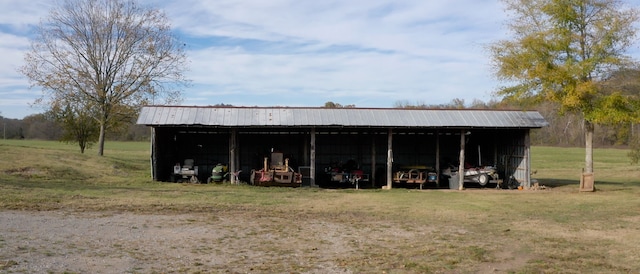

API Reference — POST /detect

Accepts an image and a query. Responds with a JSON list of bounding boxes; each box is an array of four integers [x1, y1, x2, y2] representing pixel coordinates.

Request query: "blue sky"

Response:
[[1, 0, 638, 119]]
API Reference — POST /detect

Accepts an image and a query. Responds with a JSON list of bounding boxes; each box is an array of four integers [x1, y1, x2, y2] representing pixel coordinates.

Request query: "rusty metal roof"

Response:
[[136, 106, 548, 128]]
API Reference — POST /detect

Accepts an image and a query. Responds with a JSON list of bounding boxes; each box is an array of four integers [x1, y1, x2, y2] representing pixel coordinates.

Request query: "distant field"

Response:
[[532, 146, 640, 187], [1, 139, 639, 273]]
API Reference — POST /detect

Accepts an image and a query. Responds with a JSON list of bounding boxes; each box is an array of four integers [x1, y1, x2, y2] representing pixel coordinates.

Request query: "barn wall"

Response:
[[494, 129, 530, 187]]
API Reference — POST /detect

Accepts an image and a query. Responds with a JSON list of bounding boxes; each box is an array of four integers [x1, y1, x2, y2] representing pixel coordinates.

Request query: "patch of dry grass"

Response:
[[1, 140, 640, 273]]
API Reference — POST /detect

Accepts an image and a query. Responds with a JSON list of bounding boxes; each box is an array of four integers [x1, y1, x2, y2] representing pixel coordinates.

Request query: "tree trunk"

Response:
[[585, 120, 594, 173], [98, 122, 106, 156]]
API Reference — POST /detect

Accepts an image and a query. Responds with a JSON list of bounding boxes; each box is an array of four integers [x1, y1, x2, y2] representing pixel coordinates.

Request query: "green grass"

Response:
[[1, 140, 640, 273], [532, 146, 640, 187]]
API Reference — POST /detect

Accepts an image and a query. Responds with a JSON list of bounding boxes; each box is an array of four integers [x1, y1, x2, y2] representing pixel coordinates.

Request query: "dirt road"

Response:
[[1, 209, 523, 273]]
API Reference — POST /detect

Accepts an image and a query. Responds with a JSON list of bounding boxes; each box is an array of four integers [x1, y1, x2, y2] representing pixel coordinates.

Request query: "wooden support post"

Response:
[[371, 135, 376, 188], [458, 129, 466, 191], [435, 130, 440, 186], [150, 127, 156, 181], [303, 135, 309, 166], [230, 128, 237, 184], [387, 128, 393, 189], [524, 129, 531, 188], [310, 128, 316, 187]]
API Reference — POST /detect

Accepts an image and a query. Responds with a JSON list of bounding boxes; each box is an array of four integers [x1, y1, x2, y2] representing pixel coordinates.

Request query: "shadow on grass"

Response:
[[535, 179, 577, 188], [0, 175, 154, 192], [536, 178, 636, 189]]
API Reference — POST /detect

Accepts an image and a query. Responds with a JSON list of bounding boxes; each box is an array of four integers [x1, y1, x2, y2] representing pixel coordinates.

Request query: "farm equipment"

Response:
[[325, 159, 369, 189], [327, 169, 369, 189], [442, 165, 500, 187], [463, 166, 499, 186], [393, 165, 438, 189], [207, 163, 228, 183], [250, 151, 302, 187], [172, 159, 199, 183]]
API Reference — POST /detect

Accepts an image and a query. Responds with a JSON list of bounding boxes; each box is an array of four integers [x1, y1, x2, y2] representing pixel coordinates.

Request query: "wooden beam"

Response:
[[230, 128, 237, 184], [387, 128, 393, 189], [371, 135, 376, 188], [150, 127, 156, 181], [435, 130, 440, 186], [525, 129, 531, 188], [458, 129, 465, 190], [310, 128, 316, 187]]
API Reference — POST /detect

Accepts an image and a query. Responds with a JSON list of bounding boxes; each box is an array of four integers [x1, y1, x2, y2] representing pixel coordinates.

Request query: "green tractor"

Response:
[[207, 163, 229, 183]]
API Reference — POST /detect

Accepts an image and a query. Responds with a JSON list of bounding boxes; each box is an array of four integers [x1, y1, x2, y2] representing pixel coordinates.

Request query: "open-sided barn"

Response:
[[136, 106, 547, 189]]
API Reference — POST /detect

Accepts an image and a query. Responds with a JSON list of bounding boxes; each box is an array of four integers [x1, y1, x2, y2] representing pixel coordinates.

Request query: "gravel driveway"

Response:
[[0, 210, 418, 273]]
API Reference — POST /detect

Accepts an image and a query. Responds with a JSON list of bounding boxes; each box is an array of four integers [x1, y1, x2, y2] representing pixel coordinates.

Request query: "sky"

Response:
[[1, 0, 639, 120]]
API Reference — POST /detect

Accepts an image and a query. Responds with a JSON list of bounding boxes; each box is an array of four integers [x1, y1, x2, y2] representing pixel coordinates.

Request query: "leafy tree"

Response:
[[52, 101, 100, 153], [323, 101, 355, 108], [21, 0, 188, 156], [489, 0, 640, 188], [449, 98, 466, 109], [603, 67, 640, 160], [393, 98, 469, 109]]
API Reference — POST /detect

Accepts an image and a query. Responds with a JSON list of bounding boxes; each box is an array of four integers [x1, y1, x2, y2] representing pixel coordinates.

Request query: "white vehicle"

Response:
[[172, 159, 199, 183], [442, 165, 499, 187]]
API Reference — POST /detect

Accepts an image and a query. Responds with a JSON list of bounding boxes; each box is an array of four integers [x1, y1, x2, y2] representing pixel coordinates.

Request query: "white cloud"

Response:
[[0, 33, 30, 76], [0, 1, 51, 29], [0, 31, 37, 119], [164, 0, 506, 56], [4, 0, 637, 118], [165, 0, 509, 108], [0, 1, 52, 118], [1, 0, 510, 117]]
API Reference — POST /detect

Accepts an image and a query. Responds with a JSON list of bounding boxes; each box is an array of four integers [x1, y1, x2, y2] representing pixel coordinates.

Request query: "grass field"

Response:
[[1, 139, 639, 273]]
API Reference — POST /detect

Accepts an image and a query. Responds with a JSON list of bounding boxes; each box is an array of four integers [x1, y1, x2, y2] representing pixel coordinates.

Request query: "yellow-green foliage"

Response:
[[490, 0, 640, 123]]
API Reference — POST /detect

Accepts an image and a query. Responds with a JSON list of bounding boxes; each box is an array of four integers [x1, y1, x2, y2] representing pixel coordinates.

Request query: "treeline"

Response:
[[532, 102, 638, 148], [2, 100, 638, 148], [0, 113, 150, 142]]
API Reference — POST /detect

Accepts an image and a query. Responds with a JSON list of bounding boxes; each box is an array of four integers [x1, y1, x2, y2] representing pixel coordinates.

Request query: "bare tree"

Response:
[[22, 0, 188, 155]]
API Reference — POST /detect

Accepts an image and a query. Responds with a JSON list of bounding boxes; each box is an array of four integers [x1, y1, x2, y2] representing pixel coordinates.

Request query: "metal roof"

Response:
[[136, 106, 548, 129]]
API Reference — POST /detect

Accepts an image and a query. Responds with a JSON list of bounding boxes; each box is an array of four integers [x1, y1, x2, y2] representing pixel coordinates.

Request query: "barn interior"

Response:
[[150, 126, 530, 189]]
